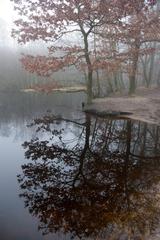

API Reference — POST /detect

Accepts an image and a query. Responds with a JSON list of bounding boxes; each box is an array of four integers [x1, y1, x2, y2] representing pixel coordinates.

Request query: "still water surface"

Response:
[[0, 92, 160, 240]]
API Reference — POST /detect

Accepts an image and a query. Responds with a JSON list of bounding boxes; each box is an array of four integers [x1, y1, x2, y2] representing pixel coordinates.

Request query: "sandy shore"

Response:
[[89, 87, 160, 125], [22, 86, 87, 93]]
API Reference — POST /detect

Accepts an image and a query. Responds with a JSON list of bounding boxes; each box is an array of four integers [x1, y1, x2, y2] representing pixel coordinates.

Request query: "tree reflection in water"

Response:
[[18, 113, 160, 239]]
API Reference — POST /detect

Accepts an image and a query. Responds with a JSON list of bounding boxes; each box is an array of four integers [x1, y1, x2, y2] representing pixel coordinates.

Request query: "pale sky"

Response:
[[0, 0, 18, 46], [0, 0, 14, 24]]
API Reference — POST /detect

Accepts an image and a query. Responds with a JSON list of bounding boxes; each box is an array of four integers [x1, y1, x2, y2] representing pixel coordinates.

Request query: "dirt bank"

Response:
[[88, 87, 160, 125]]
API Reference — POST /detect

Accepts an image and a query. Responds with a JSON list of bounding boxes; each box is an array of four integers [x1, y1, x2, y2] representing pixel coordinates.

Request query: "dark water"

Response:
[[0, 92, 160, 240]]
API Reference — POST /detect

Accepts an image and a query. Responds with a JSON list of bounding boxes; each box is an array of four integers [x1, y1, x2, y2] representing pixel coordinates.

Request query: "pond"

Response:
[[0, 92, 160, 240]]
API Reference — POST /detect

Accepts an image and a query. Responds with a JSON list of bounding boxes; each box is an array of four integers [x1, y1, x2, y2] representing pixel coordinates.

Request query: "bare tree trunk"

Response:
[[129, 40, 140, 95], [140, 54, 150, 86], [148, 42, 156, 87], [87, 70, 93, 104], [93, 28, 100, 97], [78, 17, 93, 104], [83, 34, 93, 104], [157, 68, 160, 86], [96, 70, 100, 97]]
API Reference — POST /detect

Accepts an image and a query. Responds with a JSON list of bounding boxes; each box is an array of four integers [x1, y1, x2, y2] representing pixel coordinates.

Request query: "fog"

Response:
[[0, 33, 83, 91]]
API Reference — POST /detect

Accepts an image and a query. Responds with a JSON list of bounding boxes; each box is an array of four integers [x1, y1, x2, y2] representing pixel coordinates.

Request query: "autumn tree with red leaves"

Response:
[[11, 0, 160, 100], [11, 0, 127, 103]]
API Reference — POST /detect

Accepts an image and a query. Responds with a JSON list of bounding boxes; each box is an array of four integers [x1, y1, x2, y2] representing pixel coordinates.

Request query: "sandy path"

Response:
[[91, 87, 160, 125]]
